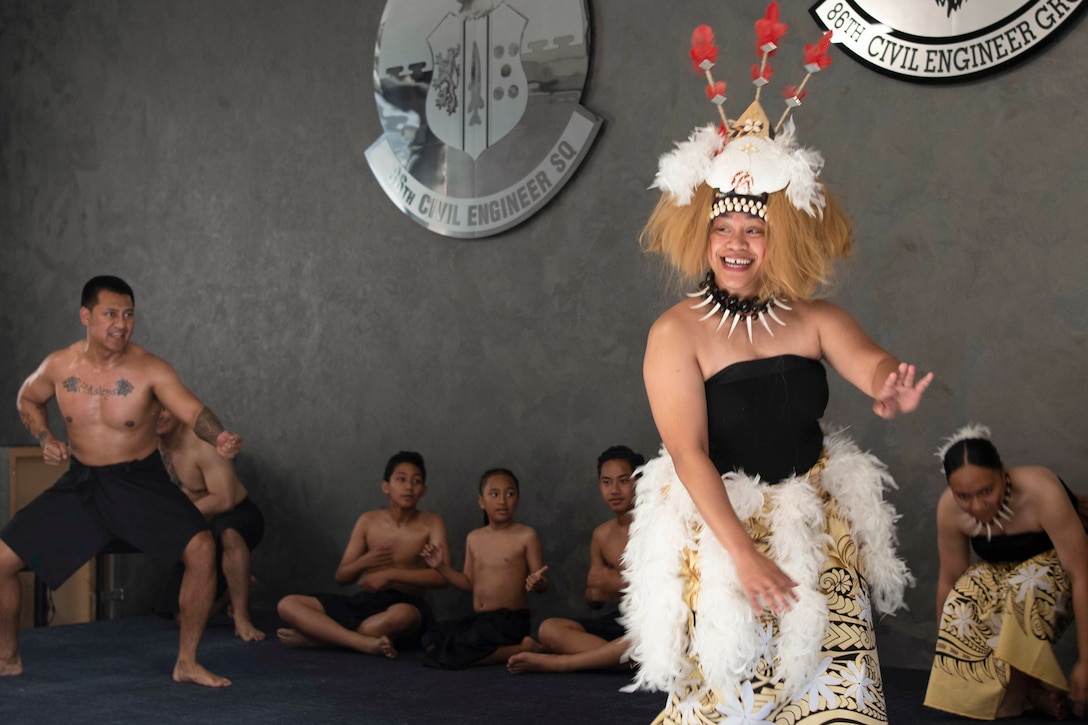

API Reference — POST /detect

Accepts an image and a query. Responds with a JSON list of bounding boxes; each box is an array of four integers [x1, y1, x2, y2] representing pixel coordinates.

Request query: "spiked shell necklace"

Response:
[[686, 271, 791, 342], [969, 472, 1015, 542]]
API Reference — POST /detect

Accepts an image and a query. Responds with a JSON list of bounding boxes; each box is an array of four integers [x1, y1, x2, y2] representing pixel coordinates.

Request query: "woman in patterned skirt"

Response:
[[620, 6, 933, 723], [926, 423, 1088, 719]]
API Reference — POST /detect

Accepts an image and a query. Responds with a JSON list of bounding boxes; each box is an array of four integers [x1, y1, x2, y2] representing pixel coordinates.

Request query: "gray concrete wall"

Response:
[[2, 2, 1086, 669]]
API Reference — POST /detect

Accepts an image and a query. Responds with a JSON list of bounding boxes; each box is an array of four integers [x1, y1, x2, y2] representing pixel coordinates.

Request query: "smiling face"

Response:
[[706, 211, 767, 297], [478, 472, 519, 525], [598, 459, 635, 515], [947, 463, 1007, 524], [80, 290, 135, 353]]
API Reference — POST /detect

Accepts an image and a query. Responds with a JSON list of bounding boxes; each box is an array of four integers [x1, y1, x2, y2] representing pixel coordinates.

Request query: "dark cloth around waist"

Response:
[[573, 608, 625, 642], [208, 496, 264, 549], [423, 608, 530, 669], [155, 496, 265, 615], [0, 450, 208, 589], [315, 589, 434, 646]]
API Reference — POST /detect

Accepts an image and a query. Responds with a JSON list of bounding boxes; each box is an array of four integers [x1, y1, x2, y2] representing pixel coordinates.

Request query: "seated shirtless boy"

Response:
[[276, 451, 448, 658], [421, 468, 549, 668], [508, 445, 643, 674]]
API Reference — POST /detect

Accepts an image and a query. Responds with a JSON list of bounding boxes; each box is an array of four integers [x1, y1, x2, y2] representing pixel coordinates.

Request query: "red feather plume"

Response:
[[804, 31, 834, 70], [783, 85, 807, 103], [755, 1, 787, 54], [690, 24, 718, 72], [705, 81, 727, 100], [750, 64, 774, 83]]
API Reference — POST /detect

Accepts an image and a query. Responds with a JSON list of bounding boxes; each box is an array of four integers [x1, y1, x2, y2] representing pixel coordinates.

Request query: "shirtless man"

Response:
[[156, 408, 265, 642], [507, 445, 643, 674], [276, 451, 449, 658], [0, 276, 240, 687], [421, 468, 549, 668]]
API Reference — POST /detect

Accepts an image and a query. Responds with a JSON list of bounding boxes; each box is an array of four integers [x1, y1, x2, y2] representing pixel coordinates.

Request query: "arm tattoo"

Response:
[[193, 406, 226, 445], [20, 409, 48, 445]]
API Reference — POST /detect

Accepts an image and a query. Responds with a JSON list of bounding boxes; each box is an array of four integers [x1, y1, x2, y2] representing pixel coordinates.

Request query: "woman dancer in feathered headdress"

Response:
[[620, 5, 932, 723], [926, 424, 1088, 719]]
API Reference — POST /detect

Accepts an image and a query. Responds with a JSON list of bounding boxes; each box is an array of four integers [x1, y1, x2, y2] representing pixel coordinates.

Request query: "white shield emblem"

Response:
[[426, 5, 529, 160], [367, 0, 602, 238]]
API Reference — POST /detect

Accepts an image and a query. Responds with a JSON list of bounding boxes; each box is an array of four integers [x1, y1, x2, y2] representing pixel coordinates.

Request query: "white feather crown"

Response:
[[934, 423, 993, 466], [652, 3, 834, 219]]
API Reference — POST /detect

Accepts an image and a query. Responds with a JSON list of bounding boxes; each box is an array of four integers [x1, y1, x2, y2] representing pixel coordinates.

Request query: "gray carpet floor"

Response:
[[0, 613, 1071, 724]]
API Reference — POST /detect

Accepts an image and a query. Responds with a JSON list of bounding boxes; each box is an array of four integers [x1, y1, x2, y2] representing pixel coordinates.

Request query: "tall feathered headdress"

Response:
[[653, 3, 835, 220]]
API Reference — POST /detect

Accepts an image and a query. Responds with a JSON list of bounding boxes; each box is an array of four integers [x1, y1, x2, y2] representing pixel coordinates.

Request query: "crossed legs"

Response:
[[507, 617, 629, 674], [276, 595, 421, 659]]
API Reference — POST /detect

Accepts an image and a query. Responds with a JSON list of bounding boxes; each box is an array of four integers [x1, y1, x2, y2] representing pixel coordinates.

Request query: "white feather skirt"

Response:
[[619, 427, 913, 724]]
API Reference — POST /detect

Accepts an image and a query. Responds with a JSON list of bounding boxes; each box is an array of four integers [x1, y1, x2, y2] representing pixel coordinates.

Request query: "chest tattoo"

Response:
[[62, 376, 135, 397]]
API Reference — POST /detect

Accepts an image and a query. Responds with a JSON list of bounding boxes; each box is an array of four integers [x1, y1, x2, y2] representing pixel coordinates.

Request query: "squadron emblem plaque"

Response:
[[366, 0, 602, 238], [810, 0, 1085, 83]]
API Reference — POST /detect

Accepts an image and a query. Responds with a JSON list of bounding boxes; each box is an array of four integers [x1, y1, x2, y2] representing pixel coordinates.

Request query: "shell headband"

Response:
[[651, 3, 834, 220]]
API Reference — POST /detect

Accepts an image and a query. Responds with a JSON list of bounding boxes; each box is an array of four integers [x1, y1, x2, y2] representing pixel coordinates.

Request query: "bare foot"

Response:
[[0, 653, 23, 677], [354, 634, 398, 659], [1026, 679, 1069, 720], [520, 636, 545, 654], [507, 651, 561, 674], [173, 660, 231, 687], [277, 627, 324, 648], [234, 620, 266, 642], [376, 636, 398, 660]]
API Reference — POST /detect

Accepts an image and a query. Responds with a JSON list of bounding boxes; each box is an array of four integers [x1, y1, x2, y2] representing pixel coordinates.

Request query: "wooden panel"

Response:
[[8, 447, 96, 628]]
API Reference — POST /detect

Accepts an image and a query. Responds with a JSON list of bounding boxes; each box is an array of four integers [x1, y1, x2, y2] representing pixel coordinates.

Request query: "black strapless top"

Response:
[[970, 478, 1076, 563], [704, 354, 828, 484]]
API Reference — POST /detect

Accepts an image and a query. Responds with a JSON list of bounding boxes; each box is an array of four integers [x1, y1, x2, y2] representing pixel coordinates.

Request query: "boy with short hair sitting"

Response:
[[276, 451, 448, 659], [421, 468, 548, 668], [508, 445, 643, 674]]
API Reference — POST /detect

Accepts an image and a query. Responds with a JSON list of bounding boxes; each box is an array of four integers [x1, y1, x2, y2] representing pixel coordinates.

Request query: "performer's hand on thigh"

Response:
[[734, 548, 798, 615]]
